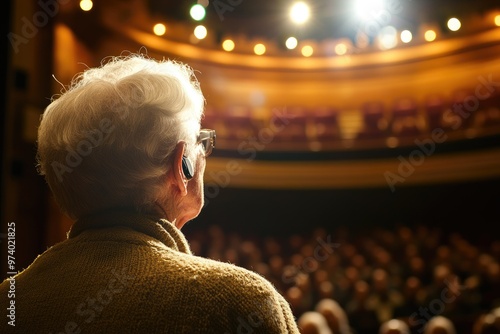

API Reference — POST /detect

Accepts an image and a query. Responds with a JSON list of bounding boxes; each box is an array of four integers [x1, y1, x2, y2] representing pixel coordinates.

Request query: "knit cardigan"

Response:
[[0, 211, 300, 333]]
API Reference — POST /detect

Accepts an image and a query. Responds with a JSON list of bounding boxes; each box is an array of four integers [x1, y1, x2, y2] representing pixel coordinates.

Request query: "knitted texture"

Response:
[[0, 212, 300, 333]]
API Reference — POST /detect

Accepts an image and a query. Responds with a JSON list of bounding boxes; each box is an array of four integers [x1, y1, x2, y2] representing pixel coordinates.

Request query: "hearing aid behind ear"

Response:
[[182, 156, 194, 180]]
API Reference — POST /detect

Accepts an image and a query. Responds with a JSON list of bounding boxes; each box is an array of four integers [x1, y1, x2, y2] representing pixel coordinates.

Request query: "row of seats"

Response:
[[202, 89, 500, 147]]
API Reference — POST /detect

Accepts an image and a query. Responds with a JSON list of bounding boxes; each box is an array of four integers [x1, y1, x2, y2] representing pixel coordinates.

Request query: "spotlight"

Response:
[[194, 25, 207, 39], [190, 4, 206, 21], [80, 0, 93, 11], [378, 26, 397, 49], [400, 30, 412, 43], [354, 0, 385, 20], [290, 2, 310, 25], [424, 30, 436, 42], [254, 44, 266, 55], [301, 45, 313, 57], [153, 23, 166, 36], [447, 18, 461, 31], [286, 37, 298, 50], [222, 39, 235, 52]]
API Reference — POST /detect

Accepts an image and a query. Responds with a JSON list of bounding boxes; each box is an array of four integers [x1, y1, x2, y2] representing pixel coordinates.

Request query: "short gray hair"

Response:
[[37, 54, 205, 219]]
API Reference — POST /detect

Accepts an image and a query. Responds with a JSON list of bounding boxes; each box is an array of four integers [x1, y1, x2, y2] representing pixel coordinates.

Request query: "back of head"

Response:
[[315, 298, 350, 334], [37, 54, 205, 219], [298, 311, 333, 334], [423, 316, 457, 334], [379, 319, 410, 334]]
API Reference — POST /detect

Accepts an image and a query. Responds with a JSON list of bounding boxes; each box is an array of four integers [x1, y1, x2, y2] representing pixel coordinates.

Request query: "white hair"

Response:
[[423, 316, 457, 334], [37, 53, 205, 219], [379, 319, 410, 334]]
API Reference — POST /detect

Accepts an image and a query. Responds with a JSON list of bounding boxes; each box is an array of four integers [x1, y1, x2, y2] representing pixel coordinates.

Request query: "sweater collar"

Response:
[[68, 210, 192, 255]]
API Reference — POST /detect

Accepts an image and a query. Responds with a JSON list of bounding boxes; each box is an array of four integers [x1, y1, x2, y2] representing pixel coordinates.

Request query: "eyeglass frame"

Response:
[[197, 129, 216, 157]]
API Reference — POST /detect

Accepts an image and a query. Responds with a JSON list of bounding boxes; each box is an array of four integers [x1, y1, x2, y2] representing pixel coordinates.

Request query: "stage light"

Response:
[[378, 26, 397, 49], [400, 30, 412, 43], [335, 43, 347, 55], [290, 2, 310, 25], [80, 0, 93, 11], [222, 39, 235, 52], [424, 29, 436, 42], [153, 23, 166, 36], [447, 18, 461, 31], [355, 0, 385, 20], [194, 25, 207, 39], [254, 44, 266, 55], [494, 15, 500, 26], [286, 37, 298, 49], [301, 45, 313, 57], [190, 4, 206, 21]]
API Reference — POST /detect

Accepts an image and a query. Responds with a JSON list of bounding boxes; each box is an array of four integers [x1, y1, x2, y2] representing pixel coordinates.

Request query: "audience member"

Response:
[[379, 319, 411, 334], [298, 311, 333, 334]]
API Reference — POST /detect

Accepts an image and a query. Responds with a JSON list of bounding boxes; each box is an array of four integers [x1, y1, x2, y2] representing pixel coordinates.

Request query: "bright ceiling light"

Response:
[[286, 37, 298, 49], [424, 29, 437, 42], [153, 23, 166, 36], [447, 18, 461, 31], [190, 4, 206, 21], [495, 15, 500, 26], [222, 39, 235, 52], [193, 25, 207, 39], [254, 44, 266, 55], [400, 30, 412, 43], [80, 0, 93, 11], [355, 0, 385, 20], [290, 2, 310, 25]]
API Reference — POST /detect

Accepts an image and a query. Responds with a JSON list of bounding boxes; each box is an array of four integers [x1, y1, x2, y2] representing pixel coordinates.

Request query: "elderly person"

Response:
[[0, 54, 299, 333]]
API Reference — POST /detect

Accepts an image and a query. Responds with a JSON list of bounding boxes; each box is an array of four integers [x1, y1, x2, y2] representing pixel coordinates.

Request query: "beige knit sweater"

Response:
[[0, 211, 300, 333]]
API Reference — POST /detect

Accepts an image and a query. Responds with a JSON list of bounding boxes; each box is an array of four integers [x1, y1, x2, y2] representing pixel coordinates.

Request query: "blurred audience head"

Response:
[[298, 311, 333, 334], [423, 316, 457, 334], [379, 319, 410, 334], [315, 298, 351, 334]]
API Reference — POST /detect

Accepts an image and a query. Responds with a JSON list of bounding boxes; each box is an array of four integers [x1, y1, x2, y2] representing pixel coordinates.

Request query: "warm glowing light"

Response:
[[400, 30, 412, 43], [424, 30, 437, 42], [378, 26, 397, 49], [447, 18, 461, 31], [335, 43, 347, 55], [193, 25, 207, 39], [494, 15, 500, 26], [153, 23, 166, 36], [222, 39, 235, 52], [290, 2, 310, 24], [190, 4, 206, 21], [254, 44, 266, 55], [80, 0, 93, 11], [285, 37, 298, 49], [301, 45, 313, 57]]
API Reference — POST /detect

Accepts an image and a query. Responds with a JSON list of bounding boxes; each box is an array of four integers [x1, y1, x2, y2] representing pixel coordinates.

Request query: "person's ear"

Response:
[[172, 141, 189, 196]]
